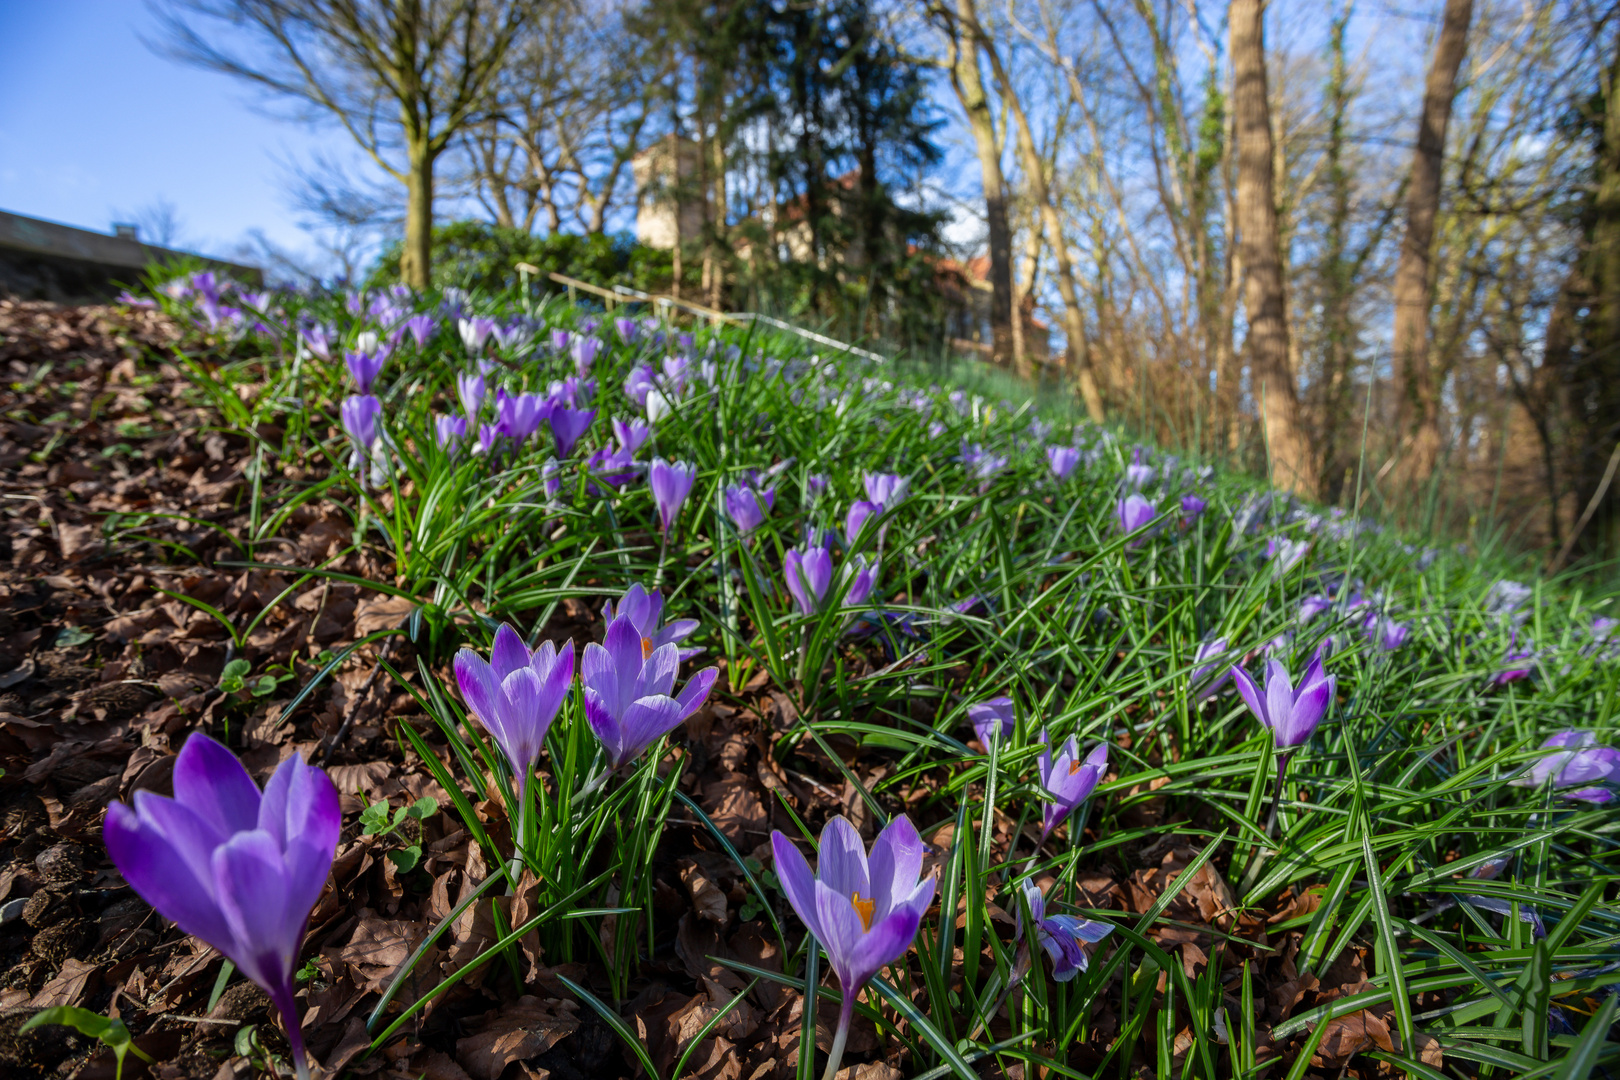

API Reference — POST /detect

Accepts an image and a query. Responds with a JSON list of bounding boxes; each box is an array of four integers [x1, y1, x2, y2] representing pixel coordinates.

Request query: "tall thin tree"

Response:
[[1391, 0, 1474, 489], [1230, 0, 1317, 497]]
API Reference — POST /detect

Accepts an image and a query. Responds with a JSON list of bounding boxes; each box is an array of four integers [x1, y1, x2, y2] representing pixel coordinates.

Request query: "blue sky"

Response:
[[0, 0, 379, 263]]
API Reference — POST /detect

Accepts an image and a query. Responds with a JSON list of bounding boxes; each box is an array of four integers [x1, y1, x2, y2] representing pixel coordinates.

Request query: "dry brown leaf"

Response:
[[455, 996, 580, 1080], [1310, 1009, 1395, 1066]]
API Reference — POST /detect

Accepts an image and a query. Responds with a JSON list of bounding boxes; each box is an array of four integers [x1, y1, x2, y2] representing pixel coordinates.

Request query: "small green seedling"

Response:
[[218, 658, 277, 697], [359, 795, 439, 871], [21, 1007, 154, 1080]]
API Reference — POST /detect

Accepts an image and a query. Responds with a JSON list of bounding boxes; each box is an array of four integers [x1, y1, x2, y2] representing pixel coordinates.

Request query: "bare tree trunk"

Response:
[[1230, 0, 1317, 496], [1391, 0, 1473, 487], [1011, 204, 1041, 379], [402, 138, 435, 290], [945, 0, 1015, 361], [969, 11, 1104, 421]]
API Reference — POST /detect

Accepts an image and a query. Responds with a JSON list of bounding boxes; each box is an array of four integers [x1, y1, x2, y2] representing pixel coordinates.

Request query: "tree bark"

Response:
[[1230, 0, 1317, 497], [1391, 0, 1473, 487], [401, 138, 435, 291], [946, 0, 1015, 362]]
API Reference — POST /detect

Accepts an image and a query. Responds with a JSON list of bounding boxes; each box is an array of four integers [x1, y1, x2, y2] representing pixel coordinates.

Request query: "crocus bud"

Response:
[[650, 459, 697, 538]]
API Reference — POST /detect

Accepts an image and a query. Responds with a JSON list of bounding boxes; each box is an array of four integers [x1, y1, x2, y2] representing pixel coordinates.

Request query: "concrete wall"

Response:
[[0, 209, 261, 303]]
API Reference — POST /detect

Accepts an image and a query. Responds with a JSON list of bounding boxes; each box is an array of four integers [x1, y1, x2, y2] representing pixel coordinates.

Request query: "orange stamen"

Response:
[[1068, 759, 1082, 775], [641, 636, 653, 660], [851, 893, 876, 932]]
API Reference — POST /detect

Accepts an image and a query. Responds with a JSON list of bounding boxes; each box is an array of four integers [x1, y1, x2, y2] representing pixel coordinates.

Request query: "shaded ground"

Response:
[[0, 299, 1428, 1079]]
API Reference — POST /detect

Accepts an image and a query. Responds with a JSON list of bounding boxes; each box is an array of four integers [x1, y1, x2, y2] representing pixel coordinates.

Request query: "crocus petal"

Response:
[[771, 832, 824, 941], [211, 830, 297, 994], [103, 801, 234, 948], [815, 816, 871, 901], [172, 732, 261, 835], [1230, 666, 1268, 729], [633, 642, 680, 701], [674, 666, 718, 718], [455, 650, 504, 734], [490, 623, 531, 680], [583, 687, 627, 766], [615, 695, 689, 767], [867, 816, 924, 922], [846, 879, 933, 986]]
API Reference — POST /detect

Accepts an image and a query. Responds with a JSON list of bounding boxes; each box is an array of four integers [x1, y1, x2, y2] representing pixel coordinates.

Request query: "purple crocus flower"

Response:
[[966, 696, 1014, 747], [1181, 494, 1208, 521], [345, 344, 390, 393], [1036, 733, 1108, 843], [784, 539, 876, 617], [1016, 880, 1113, 982], [612, 417, 650, 457], [724, 483, 775, 535], [1512, 730, 1620, 802], [496, 390, 550, 441], [624, 364, 657, 410], [1047, 446, 1082, 480], [1494, 633, 1536, 685], [603, 583, 702, 662], [1299, 595, 1333, 624], [806, 473, 829, 502], [341, 394, 382, 453], [1192, 638, 1233, 701], [1231, 656, 1336, 750], [454, 624, 575, 806], [1364, 614, 1409, 652], [104, 734, 339, 1079], [550, 328, 571, 353], [864, 473, 910, 508], [457, 371, 486, 417], [650, 459, 697, 538], [571, 335, 602, 376], [614, 317, 639, 344], [301, 325, 333, 361], [401, 314, 435, 348], [582, 609, 717, 770], [1125, 449, 1155, 489], [548, 405, 596, 459], [770, 816, 934, 1079], [1266, 537, 1309, 571], [458, 316, 496, 353], [845, 500, 880, 545], [476, 423, 500, 457], [435, 414, 467, 451], [1117, 495, 1157, 540]]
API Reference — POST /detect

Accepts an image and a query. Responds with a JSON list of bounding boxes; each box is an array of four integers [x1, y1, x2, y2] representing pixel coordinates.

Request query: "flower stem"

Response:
[[506, 782, 526, 897], [821, 994, 856, 1080], [1263, 753, 1291, 841]]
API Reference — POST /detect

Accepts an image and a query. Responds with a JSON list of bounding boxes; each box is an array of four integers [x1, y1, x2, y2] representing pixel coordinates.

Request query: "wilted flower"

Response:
[[1016, 880, 1113, 982], [1231, 656, 1335, 751], [1117, 495, 1157, 540], [771, 817, 934, 1078], [1047, 445, 1082, 480], [1512, 730, 1619, 803], [1036, 733, 1108, 843], [650, 459, 697, 538], [724, 483, 775, 535], [603, 583, 701, 662], [435, 414, 467, 451], [966, 696, 1014, 747], [581, 610, 717, 770], [454, 625, 575, 806], [104, 734, 339, 1079], [548, 405, 596, 459]]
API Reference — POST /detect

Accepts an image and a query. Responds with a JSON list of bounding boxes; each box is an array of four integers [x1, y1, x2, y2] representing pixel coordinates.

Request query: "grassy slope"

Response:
[[162, 279, 1620, 1077]]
